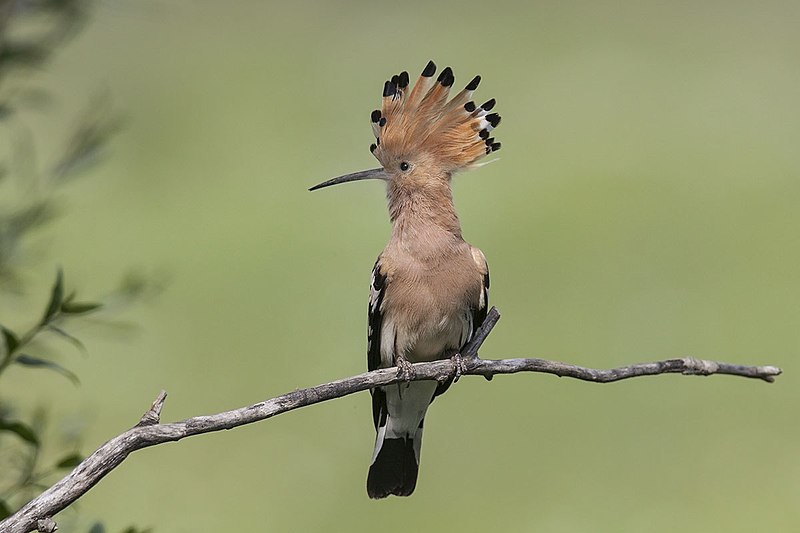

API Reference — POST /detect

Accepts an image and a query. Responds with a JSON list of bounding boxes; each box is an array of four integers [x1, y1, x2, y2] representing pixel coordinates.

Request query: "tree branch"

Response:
[[0, 307, 781, 533]]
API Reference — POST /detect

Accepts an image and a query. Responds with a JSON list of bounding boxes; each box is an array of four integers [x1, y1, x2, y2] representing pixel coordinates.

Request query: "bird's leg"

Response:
[[394, 354, 415, 383]]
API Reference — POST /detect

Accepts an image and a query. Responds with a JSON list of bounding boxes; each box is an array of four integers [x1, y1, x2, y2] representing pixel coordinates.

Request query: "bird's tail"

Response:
[[367, 381, 435, 499], [367, 429, 421, 499]]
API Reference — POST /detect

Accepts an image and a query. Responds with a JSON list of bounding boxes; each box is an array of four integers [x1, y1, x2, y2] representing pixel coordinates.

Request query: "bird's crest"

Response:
[[369, 60, 501, 173]]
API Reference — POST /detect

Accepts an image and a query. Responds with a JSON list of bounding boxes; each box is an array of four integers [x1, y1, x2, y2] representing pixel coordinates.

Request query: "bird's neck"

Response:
[[386, 179, 463, 245]]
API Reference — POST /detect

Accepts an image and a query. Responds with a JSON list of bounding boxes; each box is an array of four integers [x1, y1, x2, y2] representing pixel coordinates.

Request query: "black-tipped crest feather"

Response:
[[371, 60, 501, 172]]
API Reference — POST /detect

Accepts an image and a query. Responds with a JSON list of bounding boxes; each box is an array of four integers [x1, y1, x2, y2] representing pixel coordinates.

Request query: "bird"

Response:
[[309, 60, 500, 499]]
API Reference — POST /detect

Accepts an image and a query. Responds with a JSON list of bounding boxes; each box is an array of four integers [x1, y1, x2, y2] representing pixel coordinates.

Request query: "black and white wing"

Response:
[[367, 257, 388, 430]]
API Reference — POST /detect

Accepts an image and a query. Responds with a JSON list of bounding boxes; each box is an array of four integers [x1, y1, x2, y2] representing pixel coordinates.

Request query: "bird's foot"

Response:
[[451, 352, 470, 383], [395, 356, 415, 383]]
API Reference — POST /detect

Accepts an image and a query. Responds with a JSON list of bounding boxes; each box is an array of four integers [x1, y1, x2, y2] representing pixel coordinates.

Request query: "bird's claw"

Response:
[[451, 352, 469, 383], [395, 357, 415, 383]]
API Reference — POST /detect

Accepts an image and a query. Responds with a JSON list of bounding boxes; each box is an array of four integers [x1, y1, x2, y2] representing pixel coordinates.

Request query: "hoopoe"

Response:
[[310, 60, 500, 499]]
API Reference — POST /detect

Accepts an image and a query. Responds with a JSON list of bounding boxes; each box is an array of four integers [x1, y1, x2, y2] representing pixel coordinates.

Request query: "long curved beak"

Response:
[[309, 168, 387, 191]]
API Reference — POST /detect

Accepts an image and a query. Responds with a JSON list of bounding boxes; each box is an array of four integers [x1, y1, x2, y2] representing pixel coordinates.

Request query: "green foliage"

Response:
[[0, 269, 96, 380], [54, 452, 84, 469], [0, 0, 117, 292], [89, 523, 152, 533], [0, 3, 154, 531], [0, 268, 152, 531], [0, 499, 11, 520], [1, 326, 19, 354], [61, 301, 103, 315], [40, 269, 65, 326], [0, 271, 100, 513], [15, 354, 81, 385], [0, 419, 40, 446]]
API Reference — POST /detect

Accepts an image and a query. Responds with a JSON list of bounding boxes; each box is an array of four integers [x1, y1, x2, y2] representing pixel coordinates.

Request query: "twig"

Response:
[[0, 307, 781, 533]]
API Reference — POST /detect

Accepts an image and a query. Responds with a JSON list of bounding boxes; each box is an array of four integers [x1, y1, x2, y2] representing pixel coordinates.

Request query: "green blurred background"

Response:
[[3, 0, 800, 531]]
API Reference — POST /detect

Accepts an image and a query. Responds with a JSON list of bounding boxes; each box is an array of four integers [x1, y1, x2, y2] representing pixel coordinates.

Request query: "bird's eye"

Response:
[[400, 162, 410, 171]]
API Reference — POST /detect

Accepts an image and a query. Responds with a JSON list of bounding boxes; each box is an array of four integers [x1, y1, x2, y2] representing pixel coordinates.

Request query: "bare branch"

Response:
[[0, 307, 781, 533], [137, 389, 167, 427]]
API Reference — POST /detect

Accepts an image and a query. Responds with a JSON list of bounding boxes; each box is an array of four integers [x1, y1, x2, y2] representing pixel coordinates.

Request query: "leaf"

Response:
[[0, 43, 48, 68], [1, 325, 19, 355], [88, 522, 106, 533], [15, 354, 79, 385], [0, 499, 12, 520], [62, 290, 77, 305], [0, 418, 40, 446], [61, 301, 102, 314], [47, 325, 87, 354], [55, 452, 84, 469], [40, 268, 65, 325], [6, 202, 55, 239]]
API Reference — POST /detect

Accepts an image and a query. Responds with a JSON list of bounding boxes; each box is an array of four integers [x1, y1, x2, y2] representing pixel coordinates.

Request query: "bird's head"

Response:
[[310, 60, 501, 192]]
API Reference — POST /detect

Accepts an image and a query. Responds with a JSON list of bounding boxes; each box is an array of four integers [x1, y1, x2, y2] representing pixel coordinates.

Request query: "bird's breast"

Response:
[[379, 250, 481, 365]]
